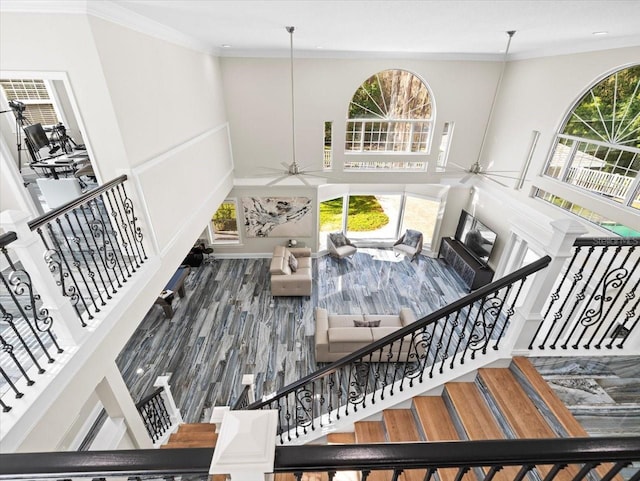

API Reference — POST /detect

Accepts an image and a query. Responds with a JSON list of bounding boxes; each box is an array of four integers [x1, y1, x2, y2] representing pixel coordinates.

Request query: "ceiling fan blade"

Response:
[[448, 161, 469, 172], [480, 173, 510, 188], [482, 172, 522, 180], [266, 175, 289, 186], [280, 162, 291, 170], [460, 173, 474, 183]]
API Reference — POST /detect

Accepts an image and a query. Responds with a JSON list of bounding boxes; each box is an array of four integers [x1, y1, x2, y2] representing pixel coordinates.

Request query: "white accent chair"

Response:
[[393, 229, 423, 262], [327, 232, 357, 260]]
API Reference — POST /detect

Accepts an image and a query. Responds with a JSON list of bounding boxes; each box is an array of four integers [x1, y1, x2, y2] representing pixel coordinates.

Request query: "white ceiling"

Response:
[[110, 0, 640, 59]]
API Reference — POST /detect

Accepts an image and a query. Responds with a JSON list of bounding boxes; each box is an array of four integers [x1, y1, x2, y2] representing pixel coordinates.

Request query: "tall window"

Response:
[[0, 78, 60, 126], [345, 69, 434, 169], [542, 65, 640, 210], [211, 200, 240, 244]]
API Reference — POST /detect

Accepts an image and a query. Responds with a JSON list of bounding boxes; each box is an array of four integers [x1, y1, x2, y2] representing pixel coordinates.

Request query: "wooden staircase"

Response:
[[163, 358, 617, 481], [285, 356, 610, 481]]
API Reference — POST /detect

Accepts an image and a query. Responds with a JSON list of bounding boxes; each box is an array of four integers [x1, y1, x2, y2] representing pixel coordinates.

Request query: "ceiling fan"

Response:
[[258, 26, 328, 186], [443, 30, 525, 188]]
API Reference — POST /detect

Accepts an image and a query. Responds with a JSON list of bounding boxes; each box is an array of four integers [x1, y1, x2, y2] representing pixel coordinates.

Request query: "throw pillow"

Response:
[[404, 229, 421, 248], [330, 232, 348, 247], [288, 254, 298, 272], [353, 319, 381, 328]]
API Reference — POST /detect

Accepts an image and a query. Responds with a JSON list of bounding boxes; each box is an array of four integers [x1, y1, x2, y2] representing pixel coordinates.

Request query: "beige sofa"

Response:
[[315, 307, 418, 362], [270, 246, 312, 296]]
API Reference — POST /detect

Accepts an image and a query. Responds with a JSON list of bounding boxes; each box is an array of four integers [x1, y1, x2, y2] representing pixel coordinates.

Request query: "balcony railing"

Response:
[[28, 175, 147, 326], [530, 237, 638, 350], [0, 175, 148, 411]]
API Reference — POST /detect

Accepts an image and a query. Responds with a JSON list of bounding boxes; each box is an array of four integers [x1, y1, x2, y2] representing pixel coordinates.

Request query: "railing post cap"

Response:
[[153, 375, 171, 387], [210, 410, 278, 475], [0, 209, 31, 228], [241, 374, 255, 386], [549, 219, 589, 235]]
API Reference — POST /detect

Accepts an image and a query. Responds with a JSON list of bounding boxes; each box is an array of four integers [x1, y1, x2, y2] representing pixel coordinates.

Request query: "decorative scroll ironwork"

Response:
[[530, 237, 638, 351], [0, 232, 63, 412], [136, 387, 172, 443], [27, 175, 147, 327], [247, 256, 550, 444]]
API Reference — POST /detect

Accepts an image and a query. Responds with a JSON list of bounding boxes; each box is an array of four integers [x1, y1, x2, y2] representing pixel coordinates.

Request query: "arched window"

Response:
[[345, 70, 434, 161], [544, 65, 640, 210]]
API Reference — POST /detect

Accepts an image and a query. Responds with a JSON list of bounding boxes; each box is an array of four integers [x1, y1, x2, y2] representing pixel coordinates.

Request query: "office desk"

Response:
[[31, 153, 90, 179]]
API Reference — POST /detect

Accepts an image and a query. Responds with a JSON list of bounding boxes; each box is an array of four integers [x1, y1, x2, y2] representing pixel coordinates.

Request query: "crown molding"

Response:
[[0, 0, 216, 56]]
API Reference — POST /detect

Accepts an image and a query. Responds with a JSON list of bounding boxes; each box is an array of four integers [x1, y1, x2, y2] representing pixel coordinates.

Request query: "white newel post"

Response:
[[210, 410, 279, 481], [242, 374, 256, 404], [506, 219, 588, 353], [0, 209, 87, 345]]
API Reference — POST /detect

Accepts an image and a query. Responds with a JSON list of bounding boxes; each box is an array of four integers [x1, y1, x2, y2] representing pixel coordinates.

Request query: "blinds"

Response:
[[0, 78, 60, 126]]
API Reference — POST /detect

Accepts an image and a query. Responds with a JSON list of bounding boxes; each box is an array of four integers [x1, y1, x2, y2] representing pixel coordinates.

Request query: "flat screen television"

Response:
[[454, 210, 497, 265]]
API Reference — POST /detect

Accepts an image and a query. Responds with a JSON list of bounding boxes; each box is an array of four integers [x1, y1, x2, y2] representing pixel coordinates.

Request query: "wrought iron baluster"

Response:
[[71, 208, 111, 305], [546, 246, 595, 349], [104, 189, 138, 273], [532, 245, 583, 349], [78, 204, 116, 297], [460, 298, 484, 365], [494, 279, 526, 349], [604, 272, 639, 348], [43, 222, 91, 324], [89, 197, 129, 287], [559, 246, 609, 349], [116, 183, 147, 261], [450, 301, 474, 368], [589, 247, 638, 348], [61, 212, 104, 312]]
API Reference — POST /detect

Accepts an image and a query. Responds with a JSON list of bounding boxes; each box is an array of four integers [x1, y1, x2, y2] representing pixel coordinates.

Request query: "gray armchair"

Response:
[[393, 229, 423, 262], [327, 232, 357, 260]]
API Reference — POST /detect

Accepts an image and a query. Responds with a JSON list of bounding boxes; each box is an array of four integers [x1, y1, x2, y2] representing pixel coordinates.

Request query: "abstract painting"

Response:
[[242, 197, 312, 237]]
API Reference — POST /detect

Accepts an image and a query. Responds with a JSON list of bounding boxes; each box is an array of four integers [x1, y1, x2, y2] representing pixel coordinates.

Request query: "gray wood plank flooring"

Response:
[[116, 249, 468, 422]]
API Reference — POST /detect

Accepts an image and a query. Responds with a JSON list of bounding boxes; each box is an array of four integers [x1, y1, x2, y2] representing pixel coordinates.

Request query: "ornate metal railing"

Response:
[[0, 436, 638, 480], [530, 237, 638, 350], [247, 256, 551, 444], [27, 175, 147, 327], [136, 386, 172, 444], [0, 231, 63, 413]]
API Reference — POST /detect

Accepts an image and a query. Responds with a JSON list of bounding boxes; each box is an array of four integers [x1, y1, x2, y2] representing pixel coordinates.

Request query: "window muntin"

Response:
[[0, 78, 59, 126], [211, 200, 240, 244], [544, 66, 640, 208], [345, 69, 433, 159], [535, 188, 639, 236]]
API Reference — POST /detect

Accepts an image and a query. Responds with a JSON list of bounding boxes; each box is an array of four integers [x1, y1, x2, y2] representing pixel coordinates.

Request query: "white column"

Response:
[[506, 219, 588, 352], [0, 209, 87, 345], [95, 362, 153, 449], [210, 410, 279, 481]]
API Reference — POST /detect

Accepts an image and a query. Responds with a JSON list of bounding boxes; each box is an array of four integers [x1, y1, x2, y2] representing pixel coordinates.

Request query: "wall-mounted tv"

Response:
[[454, 210, 497, 265]]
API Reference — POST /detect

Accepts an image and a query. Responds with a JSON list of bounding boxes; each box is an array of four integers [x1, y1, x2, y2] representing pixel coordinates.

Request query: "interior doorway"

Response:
[[0, 72, 95, 214]]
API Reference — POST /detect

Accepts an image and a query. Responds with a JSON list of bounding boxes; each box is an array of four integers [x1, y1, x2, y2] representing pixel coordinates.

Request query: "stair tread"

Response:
[[383, 410, 426, 481], [445, 383, 506, 440], [355, 421, 392, 481], [161, 439, 217, 448], [479, 368, 579, 481], [479, 368, 556, 439], [444, 384, 521, 481], [512, 357, 623, 481], [169, 431, 218, 442], [327, 432, 356, 444], [512, 357, 588, 436], [176, 422, 217, 433], [412, 397, 475, 481]]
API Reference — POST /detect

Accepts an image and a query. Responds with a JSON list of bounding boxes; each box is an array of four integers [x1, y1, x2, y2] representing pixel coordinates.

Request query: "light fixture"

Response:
[[592, 31, 609, 36], [221, 44, 232, 48]]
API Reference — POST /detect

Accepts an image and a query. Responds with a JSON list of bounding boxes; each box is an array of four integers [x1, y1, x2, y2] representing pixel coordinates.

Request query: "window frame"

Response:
[[541, 64, 640, 211], [344, 69, 436, 170]]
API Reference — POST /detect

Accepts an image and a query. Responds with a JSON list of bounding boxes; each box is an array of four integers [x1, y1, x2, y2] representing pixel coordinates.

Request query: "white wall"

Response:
[[478, 46, 640, 233], [0, 11, 233, 451], [221, 57, 501, 181]]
